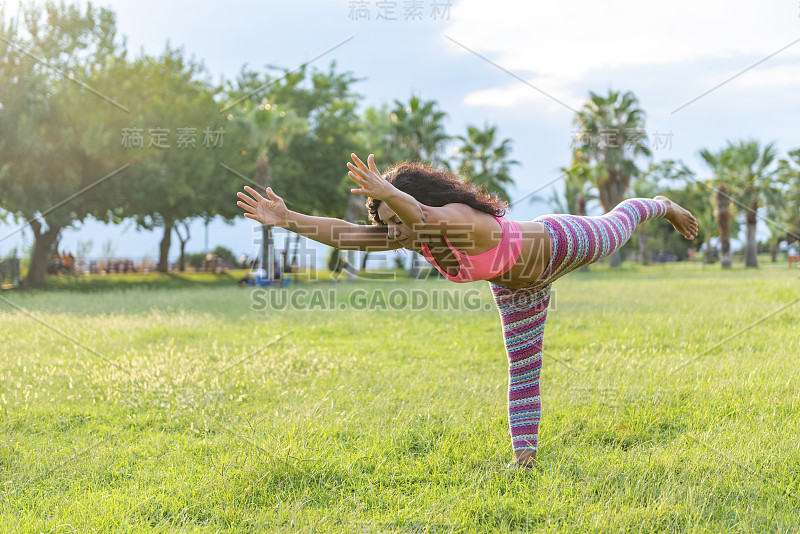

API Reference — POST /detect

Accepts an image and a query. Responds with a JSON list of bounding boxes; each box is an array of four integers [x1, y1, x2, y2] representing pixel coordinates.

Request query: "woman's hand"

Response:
[[347, 153, 396, 200], [237, 186, 289, 226]]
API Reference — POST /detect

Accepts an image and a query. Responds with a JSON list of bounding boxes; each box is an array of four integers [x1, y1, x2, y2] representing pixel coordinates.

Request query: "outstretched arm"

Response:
[[237, 186, 402, 252], [348, 154, 425, 228], [347, 153, 479, 238]]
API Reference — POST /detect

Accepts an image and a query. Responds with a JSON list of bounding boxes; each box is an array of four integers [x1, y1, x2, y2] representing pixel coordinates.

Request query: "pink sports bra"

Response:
[[419, 216, 523, 283]]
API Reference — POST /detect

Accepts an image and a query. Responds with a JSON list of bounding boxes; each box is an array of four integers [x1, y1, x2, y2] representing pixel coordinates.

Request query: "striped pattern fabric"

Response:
[[491, 199, 668, 455], [491, 284, 551, 453]]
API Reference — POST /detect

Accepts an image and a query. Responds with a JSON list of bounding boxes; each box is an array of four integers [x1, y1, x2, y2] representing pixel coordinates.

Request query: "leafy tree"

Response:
[[212, 245, 235, 264], [117, 46, 231, 273], [0, 1, 127, 287], [573, 90, 651, 266], [225, 63, 363, 276]]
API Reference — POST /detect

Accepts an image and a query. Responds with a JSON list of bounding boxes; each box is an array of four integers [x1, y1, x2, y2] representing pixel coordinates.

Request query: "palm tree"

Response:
[[573, 90, 651, 267], [777, 149, 800, 246], [549, 154, 596, 217], [699, 146, 737, 269], [729, 140, 779, 268], [690, 184, 718, 265], [765, 201, 787, 263], [388, 95, 449, 164], [549, 152, 597, 270], [453, 123, 518, 203], [239, 101, 307, 280], [388, 95, 449, 277]]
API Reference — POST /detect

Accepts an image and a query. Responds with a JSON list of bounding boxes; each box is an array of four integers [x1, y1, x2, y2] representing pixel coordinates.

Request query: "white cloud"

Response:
[[442, 0, 800, 110], [721, 62, 800, 88]]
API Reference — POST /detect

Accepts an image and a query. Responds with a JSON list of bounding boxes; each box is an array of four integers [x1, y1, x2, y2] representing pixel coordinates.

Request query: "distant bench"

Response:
[[790, 254, 800, 268]]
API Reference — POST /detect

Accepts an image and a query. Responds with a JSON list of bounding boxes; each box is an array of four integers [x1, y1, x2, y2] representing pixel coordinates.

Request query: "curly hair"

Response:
[[366, 163, 507, 225]]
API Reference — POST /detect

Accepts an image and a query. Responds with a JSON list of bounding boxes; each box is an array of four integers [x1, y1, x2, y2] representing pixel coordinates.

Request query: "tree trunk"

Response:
[[409, 254, 422, 278], [291, 233, 301, 269], [745, 201, 758, 268], [174, 221, 190, 272], [343, 250, 357, 281], [328, 248, 343, 273], [260, 223, 274, 279], [282, 239, 291, 273], [179, 241, 186, 272], [639, 229, 649, 265], [789, 219, 800, 243], [770, 242, 777, 263], [262, 226, 274, 279], [577, 195, 587, 218], [361, 252, 370, 270], [717, 186, 731, 269], [26, 220, 61, 288], [578, 198, 589, 272], [704, 240, 714, 264], [342, 194, 364, 281], [607, 250, 621, 268], [157, 219, 173, 273], [256, 153, 275, 281], [599, 176, 626, 268]]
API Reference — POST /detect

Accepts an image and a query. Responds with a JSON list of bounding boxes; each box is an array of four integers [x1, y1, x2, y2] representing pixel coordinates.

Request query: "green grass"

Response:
[[1, 264, 798, 532]]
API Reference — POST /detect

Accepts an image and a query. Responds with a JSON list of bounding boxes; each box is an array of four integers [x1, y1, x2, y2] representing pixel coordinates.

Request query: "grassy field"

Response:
[[0, 264, 798, 533]]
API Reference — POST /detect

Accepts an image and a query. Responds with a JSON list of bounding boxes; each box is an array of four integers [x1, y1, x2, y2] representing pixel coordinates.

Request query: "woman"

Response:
[[236, 153, 699, 468]]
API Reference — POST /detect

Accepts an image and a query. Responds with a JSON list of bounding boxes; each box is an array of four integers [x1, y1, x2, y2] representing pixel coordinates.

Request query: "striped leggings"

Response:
[[490, 198, 668, 457]]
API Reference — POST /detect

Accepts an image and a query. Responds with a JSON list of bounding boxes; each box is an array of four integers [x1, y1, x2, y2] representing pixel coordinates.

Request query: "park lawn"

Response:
[[0, 264, 798, 533]]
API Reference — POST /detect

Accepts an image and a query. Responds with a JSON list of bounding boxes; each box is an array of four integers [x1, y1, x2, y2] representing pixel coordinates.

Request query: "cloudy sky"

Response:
[[2, 0, 799, 264]]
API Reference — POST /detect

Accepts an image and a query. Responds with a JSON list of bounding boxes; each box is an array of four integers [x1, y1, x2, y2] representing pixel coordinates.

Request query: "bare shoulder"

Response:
[[418, 202, 494, 236]]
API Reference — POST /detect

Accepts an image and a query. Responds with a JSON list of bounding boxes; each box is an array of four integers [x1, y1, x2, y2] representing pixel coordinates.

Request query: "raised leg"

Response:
[[534, 198, 670, 283]]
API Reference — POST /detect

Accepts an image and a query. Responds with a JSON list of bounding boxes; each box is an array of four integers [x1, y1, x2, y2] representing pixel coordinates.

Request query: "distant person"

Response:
[[48, 252, 63, 275], [238, 271, 255, 286], [204, 253, 216, 272], [237, 153, 699, 469]]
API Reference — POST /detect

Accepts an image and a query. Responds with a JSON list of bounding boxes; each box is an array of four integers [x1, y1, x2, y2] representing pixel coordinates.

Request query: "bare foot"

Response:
[[512, 449, 539, 470], [654, 195, 698, 240]]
